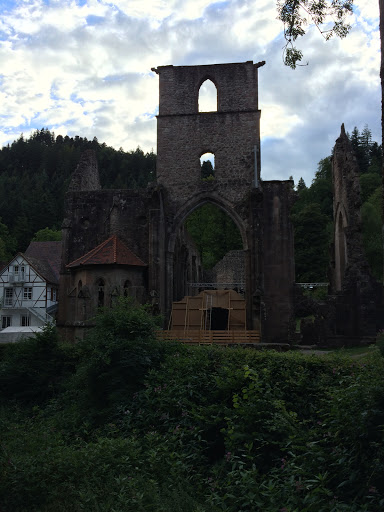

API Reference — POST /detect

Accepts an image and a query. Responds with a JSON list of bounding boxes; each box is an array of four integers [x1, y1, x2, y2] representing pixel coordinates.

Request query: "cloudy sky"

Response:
[[0, 0, 380, 185]]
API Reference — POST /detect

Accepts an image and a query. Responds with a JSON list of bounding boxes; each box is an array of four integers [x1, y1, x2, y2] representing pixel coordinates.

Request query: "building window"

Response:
[[4, 288, 13, 307], [1, 316, 11, 329], [13, 265, 25, 282], [23, 287, 33, 300], [21, 315, 30, 327], [51, 288, 57, 301], [97, 279, 105, 308]]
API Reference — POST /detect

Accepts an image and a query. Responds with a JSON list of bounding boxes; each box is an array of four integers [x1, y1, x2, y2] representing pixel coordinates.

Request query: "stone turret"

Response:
[[68, 149, 101, 191]]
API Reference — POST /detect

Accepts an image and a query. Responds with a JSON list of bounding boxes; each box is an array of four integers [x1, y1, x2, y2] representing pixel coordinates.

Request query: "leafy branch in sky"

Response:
[[277, 0, 354, 68]]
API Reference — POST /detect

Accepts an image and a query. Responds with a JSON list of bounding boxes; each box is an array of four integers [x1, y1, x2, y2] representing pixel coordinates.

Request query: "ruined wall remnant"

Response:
[[261, 180, 296, 343], [328, 124, 382, 342], [67, 149, 101, 192], [331, 124, 364, 291], [210, 250, 246, 291]]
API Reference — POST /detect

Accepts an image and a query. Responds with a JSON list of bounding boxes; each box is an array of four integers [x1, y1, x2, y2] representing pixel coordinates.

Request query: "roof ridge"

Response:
[[69, 236, 114, 267], [67, 235, 147, 268]]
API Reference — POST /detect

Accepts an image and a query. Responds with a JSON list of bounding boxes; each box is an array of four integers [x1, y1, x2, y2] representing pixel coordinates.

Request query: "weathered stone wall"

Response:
[[154, 61, 264, 209], [155, 61, 262, 116], [211, 250, 246, 290], [260, 180, 296, 343], [61, 266, 146, 341], [61, 189, 152, 267], [58, 166, 157, 337]]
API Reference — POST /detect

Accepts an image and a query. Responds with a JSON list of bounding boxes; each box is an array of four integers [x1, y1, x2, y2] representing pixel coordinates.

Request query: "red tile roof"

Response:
[[66, 235, 146, 269]]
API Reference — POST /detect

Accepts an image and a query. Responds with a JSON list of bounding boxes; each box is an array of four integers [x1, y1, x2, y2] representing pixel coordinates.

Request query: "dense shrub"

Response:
[[0, 324, 78, 404], [66, 298, 166, 420], [1, 303, 384, 511]]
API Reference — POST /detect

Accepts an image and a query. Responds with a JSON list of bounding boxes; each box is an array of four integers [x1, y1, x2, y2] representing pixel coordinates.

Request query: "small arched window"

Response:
[[198, 79, 217, 112], [200, 152, 215, 181], [97, 278, 105, 308]]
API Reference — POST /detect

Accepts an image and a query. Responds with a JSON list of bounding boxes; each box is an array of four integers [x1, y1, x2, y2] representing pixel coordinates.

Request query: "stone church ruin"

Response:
[[57, 61, 382, 345], [58, 61, 296, 343]]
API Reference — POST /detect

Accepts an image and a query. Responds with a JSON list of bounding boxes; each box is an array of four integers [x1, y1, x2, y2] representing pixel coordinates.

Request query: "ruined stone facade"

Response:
[[328, 125, 382, 343], [58, 61, 296, 343]]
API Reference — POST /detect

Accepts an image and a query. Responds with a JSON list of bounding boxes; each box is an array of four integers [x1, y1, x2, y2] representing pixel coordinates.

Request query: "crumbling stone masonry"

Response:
[[328, 124, 383, 344], [58, 61, 296, 343]]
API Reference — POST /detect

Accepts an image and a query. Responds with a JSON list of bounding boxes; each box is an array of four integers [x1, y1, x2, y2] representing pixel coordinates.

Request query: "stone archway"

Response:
[[164, 193, 249, 325], [334, 204, 348, 291]]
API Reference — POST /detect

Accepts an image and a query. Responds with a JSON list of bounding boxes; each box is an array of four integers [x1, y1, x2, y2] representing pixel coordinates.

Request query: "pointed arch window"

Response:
[[198, 79, 217, 112], [335, 210, 347, 290]]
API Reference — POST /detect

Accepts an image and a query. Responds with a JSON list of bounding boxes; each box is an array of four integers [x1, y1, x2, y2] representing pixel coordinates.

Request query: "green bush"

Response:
[[1, 315, 384, 511], [0, 324, 78, 405], [67, 298, 165, 419], [376, 330, 384, 357]]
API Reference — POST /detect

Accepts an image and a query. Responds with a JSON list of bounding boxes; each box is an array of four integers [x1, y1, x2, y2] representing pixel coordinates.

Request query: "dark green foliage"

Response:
[[0, 217, 16, 262], [32, 227, 62, 241], [68, 298, 165, 417], [201, 160, 214, 180], [349, 125, 381, 175], [361, 186, 383, 279], [0, 324, 78, 405], [0, 130, 156, 252], [377, 331, 384, 357], [0, 302, 384, 511], [292, 203, 330, 281], [296, 176, 307, 192], [360, 173, 382, 203], [185, 203, 242, 269]]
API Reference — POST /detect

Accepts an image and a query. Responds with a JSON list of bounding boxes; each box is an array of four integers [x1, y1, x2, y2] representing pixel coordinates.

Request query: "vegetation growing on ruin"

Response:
[[0, 301, 384, 511]]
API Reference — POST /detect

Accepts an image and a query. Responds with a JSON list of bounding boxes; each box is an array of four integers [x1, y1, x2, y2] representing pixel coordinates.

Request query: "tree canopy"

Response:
[[277, 0, 354, 68], [0, 129, 155, 253]]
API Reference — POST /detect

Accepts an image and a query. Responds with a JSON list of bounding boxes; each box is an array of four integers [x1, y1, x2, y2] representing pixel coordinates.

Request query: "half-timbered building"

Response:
[[0, 241, 62, 342]]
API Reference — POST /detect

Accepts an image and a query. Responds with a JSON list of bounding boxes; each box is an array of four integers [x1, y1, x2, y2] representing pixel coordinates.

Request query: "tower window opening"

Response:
[[200, 153, 215, 181], [198, 79, 217, 112]]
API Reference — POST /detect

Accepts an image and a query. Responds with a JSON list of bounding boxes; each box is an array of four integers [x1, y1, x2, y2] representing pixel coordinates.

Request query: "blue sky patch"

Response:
[[86, 15, 105, 26]]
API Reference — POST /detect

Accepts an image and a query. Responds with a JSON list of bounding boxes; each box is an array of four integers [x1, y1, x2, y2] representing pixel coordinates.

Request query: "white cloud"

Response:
[[0, 0, 380, 187]]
